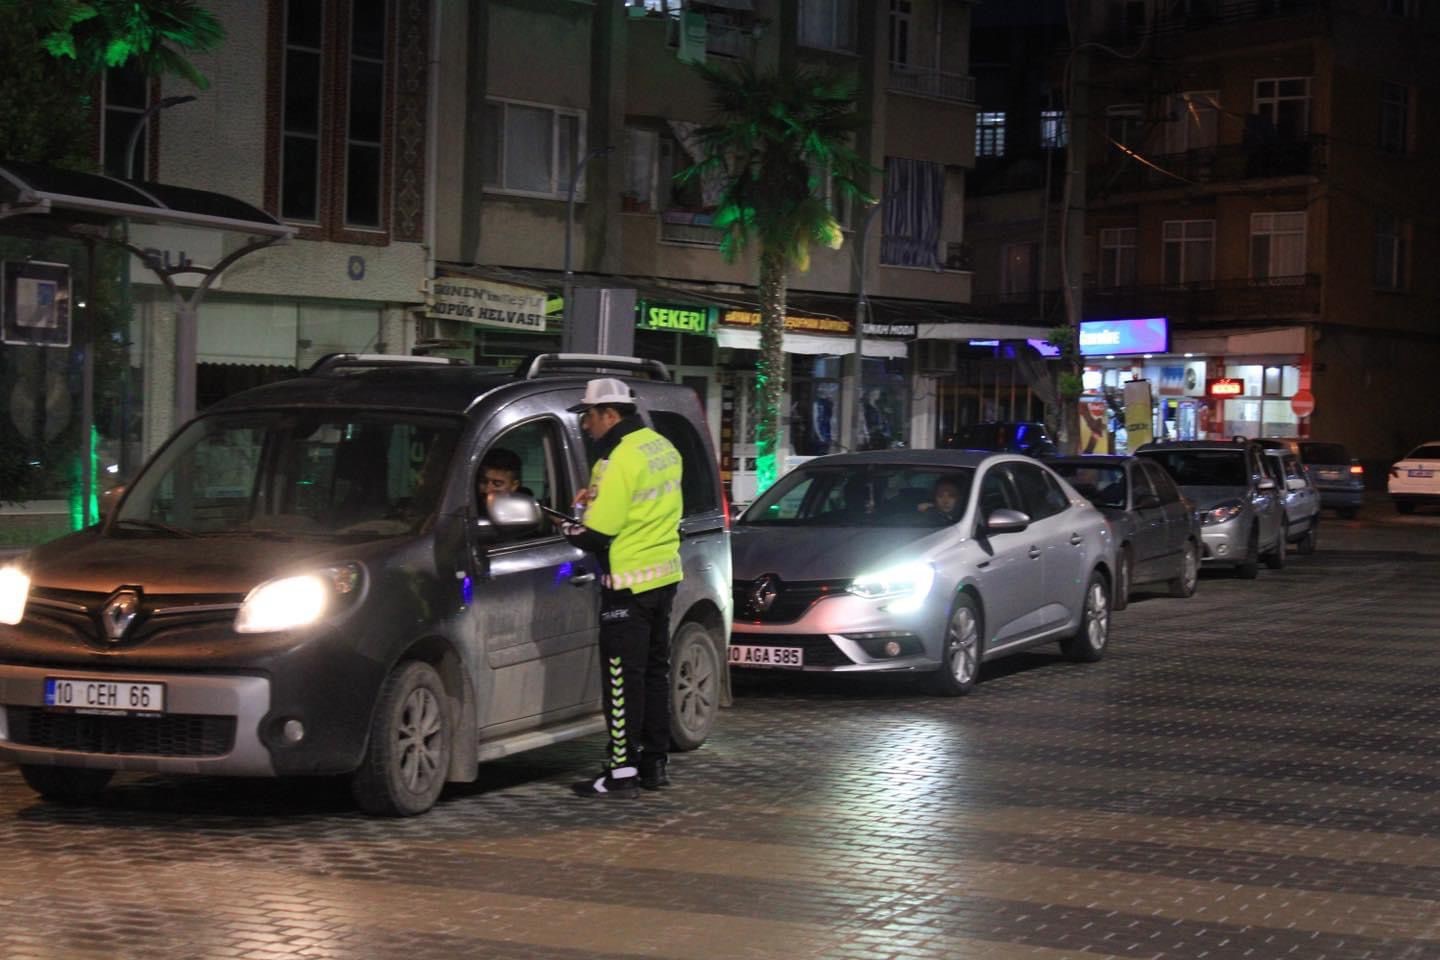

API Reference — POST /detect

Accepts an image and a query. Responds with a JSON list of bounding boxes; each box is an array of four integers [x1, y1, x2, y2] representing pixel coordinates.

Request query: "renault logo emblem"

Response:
[[746, 574, 780, 617], [101, 589, 142, 643]]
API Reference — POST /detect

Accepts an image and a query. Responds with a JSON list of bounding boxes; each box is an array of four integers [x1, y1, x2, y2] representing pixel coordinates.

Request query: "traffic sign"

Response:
[[1290, 388, 1315, 417]]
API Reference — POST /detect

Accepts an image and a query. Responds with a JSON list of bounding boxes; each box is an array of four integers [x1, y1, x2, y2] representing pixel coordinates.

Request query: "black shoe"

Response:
[[571, 772, 640, 798], [639, 756, 670, 790]]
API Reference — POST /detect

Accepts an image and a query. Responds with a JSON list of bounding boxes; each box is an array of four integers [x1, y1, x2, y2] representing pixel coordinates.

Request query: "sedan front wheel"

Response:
[[930, 593, 982, 696]]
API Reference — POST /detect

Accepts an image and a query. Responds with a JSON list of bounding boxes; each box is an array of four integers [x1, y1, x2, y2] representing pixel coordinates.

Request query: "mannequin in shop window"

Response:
[[861, 388, 892, 451]]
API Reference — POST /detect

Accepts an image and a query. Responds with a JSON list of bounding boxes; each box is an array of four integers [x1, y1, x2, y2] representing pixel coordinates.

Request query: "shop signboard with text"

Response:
[[637, 301, 715, 336], [1079, 317, 1169, 357], [428, 277, 547, 332], [721, 310, 852, 336]]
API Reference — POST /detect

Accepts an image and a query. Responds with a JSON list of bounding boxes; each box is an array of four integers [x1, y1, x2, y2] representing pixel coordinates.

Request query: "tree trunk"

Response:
[[755, 248, 787, 495]]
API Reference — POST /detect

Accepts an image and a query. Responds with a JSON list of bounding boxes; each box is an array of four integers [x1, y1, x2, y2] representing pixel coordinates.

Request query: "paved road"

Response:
[[2, 507, 1439, 960]]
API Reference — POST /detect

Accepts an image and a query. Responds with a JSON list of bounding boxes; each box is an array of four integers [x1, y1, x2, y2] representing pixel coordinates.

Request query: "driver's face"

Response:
[[481, 470, 519, 494], [934, 484, 960, 513]]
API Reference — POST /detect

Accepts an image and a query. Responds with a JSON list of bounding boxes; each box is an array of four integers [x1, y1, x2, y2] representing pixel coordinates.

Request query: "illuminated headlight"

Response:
[[848, 562, 936, 613], [1199, 501, 1244, 526], [0, 566, 30, 626], [235, 564, 362, 634]]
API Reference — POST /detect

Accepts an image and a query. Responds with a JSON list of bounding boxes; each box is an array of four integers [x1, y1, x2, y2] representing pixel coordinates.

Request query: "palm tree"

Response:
[[32, 0, 224, 88], [683, 63, 871, 494]]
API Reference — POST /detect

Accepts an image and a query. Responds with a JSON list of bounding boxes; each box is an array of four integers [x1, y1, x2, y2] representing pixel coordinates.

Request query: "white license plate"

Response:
[[729, 645, 804, 669], [1317, 470, 1341, 481], [1409, 469, 1434, 478], [43, 677, 166, 716]]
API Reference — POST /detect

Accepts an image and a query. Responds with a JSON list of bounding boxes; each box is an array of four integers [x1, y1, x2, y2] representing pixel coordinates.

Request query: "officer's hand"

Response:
[[561, 521, 586, 539]]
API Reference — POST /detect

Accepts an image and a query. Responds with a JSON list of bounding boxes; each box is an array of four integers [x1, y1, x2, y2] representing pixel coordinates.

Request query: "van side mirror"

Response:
[[1257, 478, 1277, 492], [489, 492, 543, 528], [1286, 477, 1308, 491]]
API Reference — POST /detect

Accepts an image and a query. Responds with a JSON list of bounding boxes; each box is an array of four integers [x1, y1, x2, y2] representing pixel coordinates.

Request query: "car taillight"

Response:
[[1350, 464, 1364, 475]]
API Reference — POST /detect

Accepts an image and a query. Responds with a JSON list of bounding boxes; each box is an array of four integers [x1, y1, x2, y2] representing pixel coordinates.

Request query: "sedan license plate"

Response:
[[43, 677, 165, 716], [1409, 469, 1434, 478], [1317, 469, 1341, 481], [729, 645, 804, 669]]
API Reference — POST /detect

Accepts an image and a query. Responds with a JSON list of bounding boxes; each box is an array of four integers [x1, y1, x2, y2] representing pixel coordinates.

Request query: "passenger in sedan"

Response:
[[919, 476, 965, 524]]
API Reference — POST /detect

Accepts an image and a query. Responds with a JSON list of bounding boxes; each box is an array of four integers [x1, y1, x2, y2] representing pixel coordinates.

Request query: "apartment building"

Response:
[[429, 0, 981, 500], [963, 0, 1440, 466]]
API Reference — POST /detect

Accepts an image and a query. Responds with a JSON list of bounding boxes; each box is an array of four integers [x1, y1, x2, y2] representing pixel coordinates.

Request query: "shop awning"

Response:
[[0, 160, 293, 238], [715, 326, 907, 358], [914, 321, 1052, 341]]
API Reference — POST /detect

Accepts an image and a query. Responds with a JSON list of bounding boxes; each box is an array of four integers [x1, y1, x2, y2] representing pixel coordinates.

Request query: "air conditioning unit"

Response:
[[916, 340, 957, 373]]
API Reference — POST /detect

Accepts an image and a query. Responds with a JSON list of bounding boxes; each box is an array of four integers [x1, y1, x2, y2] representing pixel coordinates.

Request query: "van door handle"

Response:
[[1069, 533, 1084, 545], [1028, 546, 1041, 560], [570, 572, 596, 585]]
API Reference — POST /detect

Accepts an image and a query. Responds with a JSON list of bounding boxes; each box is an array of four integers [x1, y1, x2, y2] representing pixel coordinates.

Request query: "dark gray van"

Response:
[[0, 354, 732, 815]]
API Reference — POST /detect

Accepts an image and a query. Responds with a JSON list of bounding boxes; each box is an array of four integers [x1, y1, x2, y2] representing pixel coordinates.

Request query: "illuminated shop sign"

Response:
[[721, 309, 852, 336], [1078, 317, 1169, 356], [1027, 338, 1061, 357], [1207, 378, 1244, 397], [637, 301, 714, 335]]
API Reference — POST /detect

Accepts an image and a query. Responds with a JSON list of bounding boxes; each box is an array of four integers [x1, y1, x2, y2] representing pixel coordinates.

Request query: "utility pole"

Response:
[[1060, 1, 1090, 454]]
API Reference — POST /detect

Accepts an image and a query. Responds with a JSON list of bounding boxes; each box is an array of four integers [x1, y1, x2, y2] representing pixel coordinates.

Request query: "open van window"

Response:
[[112, 411, 464, 541]]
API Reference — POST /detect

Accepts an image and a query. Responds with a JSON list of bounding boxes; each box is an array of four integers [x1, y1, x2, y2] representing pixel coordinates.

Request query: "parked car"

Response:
[[1047, 455, 1201, 608], [941, 421, 1058, 458], [1260, 449, 1321, 553], [1388, 441, 1440, 513], [729, 450, 1116, 696], [0, 354, 732, 816], [1258, 438, 1364, 519], [1135, 439, 1285, 579]]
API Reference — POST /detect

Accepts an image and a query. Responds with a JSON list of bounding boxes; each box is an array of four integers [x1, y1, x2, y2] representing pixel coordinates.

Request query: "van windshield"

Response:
[[112, 411, 464, 541]]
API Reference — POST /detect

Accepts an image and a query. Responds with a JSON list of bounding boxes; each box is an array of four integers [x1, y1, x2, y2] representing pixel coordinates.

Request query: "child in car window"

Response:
[[919, 476, 965, 524]]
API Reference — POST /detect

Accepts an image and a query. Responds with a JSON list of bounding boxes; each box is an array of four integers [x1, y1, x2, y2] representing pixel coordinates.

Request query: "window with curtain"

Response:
[[1162, 219, 1214, 286], [483, 99, 585, 199], [880, 157, 942, 268], [1374, 212, 1407, 290], [1379, 81, 1410, 154], [976, 112, 1006, 157], [1162, 91, 1218, 155], [1250, 212, 1306, 283], [799, 0, 856, 52], [1099, 227, 1136, 288]]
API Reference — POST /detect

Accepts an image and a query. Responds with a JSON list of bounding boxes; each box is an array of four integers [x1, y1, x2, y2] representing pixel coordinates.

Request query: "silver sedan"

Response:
[[730, 451, 1118, 695]]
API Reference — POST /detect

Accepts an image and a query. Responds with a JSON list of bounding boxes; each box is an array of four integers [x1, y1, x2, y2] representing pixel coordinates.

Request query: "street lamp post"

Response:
[[562, 144, 615, 331], [124, 95, 197, 180]]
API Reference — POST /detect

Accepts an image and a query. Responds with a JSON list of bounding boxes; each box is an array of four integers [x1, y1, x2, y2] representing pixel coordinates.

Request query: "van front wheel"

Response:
[[670, 621, 721, 751], [352, 660, 451, 817]]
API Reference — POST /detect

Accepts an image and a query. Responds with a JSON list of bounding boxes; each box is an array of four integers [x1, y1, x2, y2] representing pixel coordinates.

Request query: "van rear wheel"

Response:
[[352, 660, 451, 817], [19, 765, 113, 802], [670, 621, 720, 751]]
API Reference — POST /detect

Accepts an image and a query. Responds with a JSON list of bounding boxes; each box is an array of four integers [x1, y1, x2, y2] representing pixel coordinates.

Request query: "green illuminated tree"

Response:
[[29, 0, 223, 87], [683, 63, 871, 494]]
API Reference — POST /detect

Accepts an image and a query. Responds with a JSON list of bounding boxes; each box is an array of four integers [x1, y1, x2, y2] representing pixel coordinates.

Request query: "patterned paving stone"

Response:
[[2, 522, 1440, 958]]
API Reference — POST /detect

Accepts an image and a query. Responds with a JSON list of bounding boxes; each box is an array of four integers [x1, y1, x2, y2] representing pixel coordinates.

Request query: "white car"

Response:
[[1389, 441, 1440, 514]]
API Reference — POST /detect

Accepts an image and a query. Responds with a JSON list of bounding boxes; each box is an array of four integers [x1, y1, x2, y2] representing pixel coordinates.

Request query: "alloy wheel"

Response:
[[397, 686, 444, 794]]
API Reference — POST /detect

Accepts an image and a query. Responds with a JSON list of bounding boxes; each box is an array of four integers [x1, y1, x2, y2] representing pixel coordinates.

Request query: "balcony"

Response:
[[1098, 0, 1326, 45], [887, 64, 976, 104], [665, 13, 755, 60], [659, 210, 721, 247], [1084, 275, 1322, 322], [1094, 136, 1327, 197]]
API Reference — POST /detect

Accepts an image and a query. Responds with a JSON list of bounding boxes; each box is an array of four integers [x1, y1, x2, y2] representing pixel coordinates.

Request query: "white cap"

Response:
[[568, 377, 635, 412]]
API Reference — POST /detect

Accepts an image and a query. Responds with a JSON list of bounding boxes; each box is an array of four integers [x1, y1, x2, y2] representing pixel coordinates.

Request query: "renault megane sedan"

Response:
[[729, 450, 1117, 696]]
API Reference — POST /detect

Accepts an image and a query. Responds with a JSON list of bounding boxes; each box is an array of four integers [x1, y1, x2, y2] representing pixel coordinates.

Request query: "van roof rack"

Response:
[[306, 353, 468, 375], [518, 353, 672, 382]]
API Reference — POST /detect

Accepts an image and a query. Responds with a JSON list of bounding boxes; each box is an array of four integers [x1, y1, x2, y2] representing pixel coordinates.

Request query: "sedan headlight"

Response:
[[235, 564, 362, 634], [848, 562, 936, 613], [0, 565, 30, 626], [1198, 500, 1244, 526]]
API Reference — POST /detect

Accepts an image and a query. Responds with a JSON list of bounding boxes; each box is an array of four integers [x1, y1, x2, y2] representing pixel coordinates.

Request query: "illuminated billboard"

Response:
[[1078, 317, 1169, 357]]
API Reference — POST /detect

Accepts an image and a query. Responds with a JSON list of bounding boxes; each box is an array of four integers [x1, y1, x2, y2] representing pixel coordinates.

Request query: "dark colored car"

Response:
[[1258, 438, 1364, 518], [942, 421, 1058, 457], [0, 354, 732, 816], [1048, 456, 1202, 608]]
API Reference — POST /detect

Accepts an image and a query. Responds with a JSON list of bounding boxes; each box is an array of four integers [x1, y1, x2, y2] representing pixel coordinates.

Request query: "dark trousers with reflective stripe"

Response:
[[598, 584, 675, 772]]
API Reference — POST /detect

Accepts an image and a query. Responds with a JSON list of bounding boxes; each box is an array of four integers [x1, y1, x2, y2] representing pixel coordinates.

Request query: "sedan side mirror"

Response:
[[983, 508, 1032, 535]]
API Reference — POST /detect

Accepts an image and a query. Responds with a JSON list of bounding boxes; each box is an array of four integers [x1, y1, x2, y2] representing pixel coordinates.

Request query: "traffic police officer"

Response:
[[563, 378, 684, 798]]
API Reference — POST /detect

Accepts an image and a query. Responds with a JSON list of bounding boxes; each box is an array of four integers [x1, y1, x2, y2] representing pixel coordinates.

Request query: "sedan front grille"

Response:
[[732, 579, 849, 623], [5, 706, 236, 758]]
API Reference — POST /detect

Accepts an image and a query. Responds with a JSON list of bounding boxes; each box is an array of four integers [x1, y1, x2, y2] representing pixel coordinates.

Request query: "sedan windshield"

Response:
[[1138, 451, 1247, 487], [1050, 463, 1126, 509], [113, 411, 463, 541], [740, 465, 975, 527]]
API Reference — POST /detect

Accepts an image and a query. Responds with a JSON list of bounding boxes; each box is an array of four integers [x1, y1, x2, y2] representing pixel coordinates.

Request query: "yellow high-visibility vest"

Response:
[[584, 427, 683, 593]]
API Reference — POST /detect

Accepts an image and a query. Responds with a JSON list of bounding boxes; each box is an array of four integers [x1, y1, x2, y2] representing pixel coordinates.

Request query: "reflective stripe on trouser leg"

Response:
[[599, 591, 649, 773], [607, 655, 627, 768]]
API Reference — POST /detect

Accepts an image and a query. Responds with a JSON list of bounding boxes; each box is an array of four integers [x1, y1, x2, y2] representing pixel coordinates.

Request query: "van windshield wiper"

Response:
[[110, 518, 198, 538]]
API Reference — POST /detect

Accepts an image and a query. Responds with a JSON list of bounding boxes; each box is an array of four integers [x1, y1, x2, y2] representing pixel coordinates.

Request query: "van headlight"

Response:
[[235, 564, 363, 634], [1198, 501, 1244, 526], [848, 562, 936, 613], [0, 565, 30, 626]]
